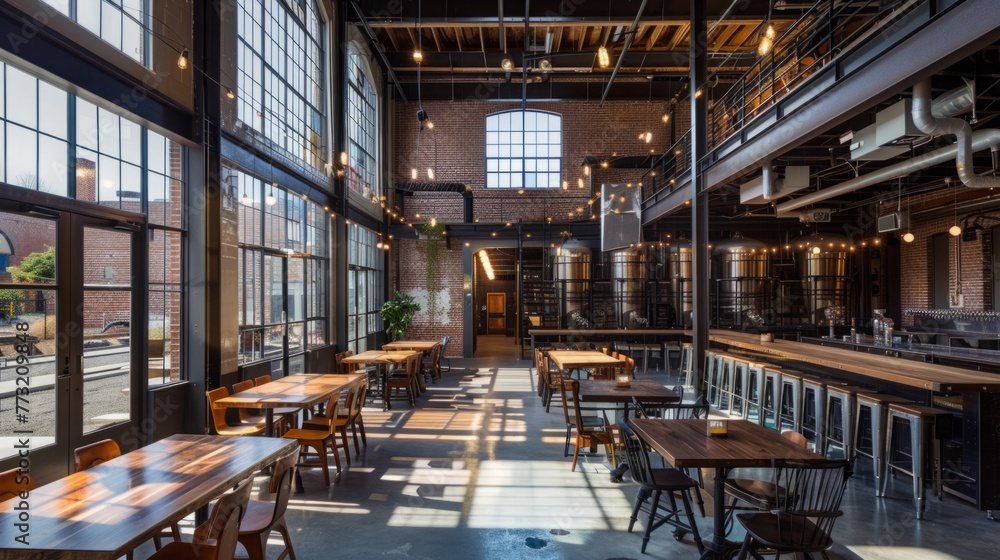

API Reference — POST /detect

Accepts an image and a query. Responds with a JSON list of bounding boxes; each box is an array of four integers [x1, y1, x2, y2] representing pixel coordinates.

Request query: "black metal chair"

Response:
[[439, 335, 451, 372], [736, 459, 853, 560], [618, 418, 704, 554]]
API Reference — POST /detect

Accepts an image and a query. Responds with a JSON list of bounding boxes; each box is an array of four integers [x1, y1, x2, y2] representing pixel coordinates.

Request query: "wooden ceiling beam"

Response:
[[646, 25, 664, 51], [367, 19, 768, 29]]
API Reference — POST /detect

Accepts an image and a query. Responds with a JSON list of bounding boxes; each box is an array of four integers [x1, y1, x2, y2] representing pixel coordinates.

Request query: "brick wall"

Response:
[[390, 100, 689, 356]]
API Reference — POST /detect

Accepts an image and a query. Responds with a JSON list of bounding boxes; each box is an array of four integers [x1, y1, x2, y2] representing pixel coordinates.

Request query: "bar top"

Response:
[[710, 330, 1000, 392]]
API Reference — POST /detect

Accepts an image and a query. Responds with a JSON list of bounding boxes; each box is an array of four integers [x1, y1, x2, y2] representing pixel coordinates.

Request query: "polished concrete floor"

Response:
[[137, 357, 997, 559]]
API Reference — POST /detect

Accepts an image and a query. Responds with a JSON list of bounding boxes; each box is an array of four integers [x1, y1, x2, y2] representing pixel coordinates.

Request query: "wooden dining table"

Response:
[[215, 373, 365, 436], [341, 350, 420, 410], [382, 340, 438, 352], [0, 434, 296, 559], [577, 379, 680, 419], [548, 350, 625, 373], [629, 418, 825, 559]]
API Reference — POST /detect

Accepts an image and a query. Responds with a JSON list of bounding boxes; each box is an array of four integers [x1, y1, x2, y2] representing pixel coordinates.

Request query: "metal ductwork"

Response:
[[776, 128, 1000, 213], [913, 80, 1000, 189]]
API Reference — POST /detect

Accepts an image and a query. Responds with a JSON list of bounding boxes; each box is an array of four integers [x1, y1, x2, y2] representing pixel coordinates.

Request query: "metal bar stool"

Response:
[[704, 352, 723, 407], [729, 358, 751, 418], [744, 362, 771, 425], [716, 355, 736, 412], [801, 376, 828, 451], [855, 392, 914, 497], [680, 343, 694, 389], [823, 385, 865, 459], [884, 403, 953, 520], [760, 366, 783, 429], [778, 369, 804, 433]]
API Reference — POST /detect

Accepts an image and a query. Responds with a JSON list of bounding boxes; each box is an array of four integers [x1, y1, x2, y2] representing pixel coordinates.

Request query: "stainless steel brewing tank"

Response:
[[555, 241, 592, 326], [610, 247, 647, 328], [711, 236, 770, 325], [669, 241, 693, 327], [794, 233, 852, 324]]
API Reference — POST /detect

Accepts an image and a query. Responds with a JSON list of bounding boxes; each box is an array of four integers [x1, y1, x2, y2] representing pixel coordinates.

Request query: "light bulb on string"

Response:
[[177, 48, 189, 69]]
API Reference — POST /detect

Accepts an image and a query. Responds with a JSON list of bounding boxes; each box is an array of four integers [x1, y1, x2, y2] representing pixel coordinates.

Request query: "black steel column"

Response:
[[690, 0, 709, 395]]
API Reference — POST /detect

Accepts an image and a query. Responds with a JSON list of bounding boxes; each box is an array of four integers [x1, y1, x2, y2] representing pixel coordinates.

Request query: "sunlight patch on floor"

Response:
[[847, 546, 963, 560]]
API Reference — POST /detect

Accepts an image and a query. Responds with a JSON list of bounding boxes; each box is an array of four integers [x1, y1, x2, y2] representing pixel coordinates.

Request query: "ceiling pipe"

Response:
[[498, 0, 506, 55], [599, 0, 649, 107], [931, 79, 975, 117], [776, 128, 1000, 213], [913, 79, 1000, 189], [761, 160, 777, 200]]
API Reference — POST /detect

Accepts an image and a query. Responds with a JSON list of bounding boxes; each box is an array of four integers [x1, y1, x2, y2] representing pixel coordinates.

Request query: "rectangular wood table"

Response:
[[342, 350, 420, 410], [630, 418, 824, 559], [577, 379, 680, 419], [382, 340, 438, 352], [0, 434, 296, 559], [548, 350, 625, 372], [215, 373, 365, 436]]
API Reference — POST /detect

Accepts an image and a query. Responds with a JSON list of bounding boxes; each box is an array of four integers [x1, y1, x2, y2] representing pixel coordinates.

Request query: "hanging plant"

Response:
[[419, 222, 446, 321]]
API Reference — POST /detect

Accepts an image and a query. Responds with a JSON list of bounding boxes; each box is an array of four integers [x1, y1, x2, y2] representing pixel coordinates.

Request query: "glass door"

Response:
[[0, 198, 144, 480]]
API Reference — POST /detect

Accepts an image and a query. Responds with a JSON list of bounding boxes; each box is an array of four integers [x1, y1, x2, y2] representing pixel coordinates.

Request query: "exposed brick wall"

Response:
[[390, 100, 689, 355]]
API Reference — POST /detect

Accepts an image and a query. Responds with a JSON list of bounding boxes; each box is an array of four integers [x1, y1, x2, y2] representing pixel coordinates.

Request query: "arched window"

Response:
[[486, 110, 562, 189], [346, 44, 379, 197], [42, 0, 150, 65], [237, 0, 326, 170]]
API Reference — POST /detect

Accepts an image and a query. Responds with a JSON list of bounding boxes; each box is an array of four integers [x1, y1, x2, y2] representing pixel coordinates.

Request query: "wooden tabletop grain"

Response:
[[0, 434, 296, 559], [709, 331, 1000, 392], [578, 379, 680, 404], [629, 419, 824, 469], [548, 350, 625, 371], [215, 373, 364, 409], [341, 350, 419, 365], [382, 341, 438, 352]]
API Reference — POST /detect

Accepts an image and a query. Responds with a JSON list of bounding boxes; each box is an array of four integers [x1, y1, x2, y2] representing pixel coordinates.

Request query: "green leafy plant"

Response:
[[380, 291, 421, 341], [419, 222, 446, 321], [7, 246, 55, 283]]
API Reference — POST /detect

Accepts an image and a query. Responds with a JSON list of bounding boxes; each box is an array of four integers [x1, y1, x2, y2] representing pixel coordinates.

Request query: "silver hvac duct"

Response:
[[712, 234, 769, 327], [793, 233, 852, 325], [912, 80, 1000, 190], [610, 247, 647, 328], [669, 240, 693, 327], [777, 128, 1000, 213], [777, 82, 1000, 213], [555, 241, 592, 328]]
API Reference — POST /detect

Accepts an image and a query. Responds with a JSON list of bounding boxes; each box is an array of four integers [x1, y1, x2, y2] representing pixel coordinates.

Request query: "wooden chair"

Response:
[[0, 468, 33, 502], [619, 419, 703, 554], [150, 477, 254, 560], [206, 387, 265, 436], [283, 393, 342, 486], [346, 382, 369, 455], [560, 378, 616, 472], [232, 380, 260, 425], [736, 459, 853, 560], [236, 378, 297, 435], [302, 384, 360, 464], [237, 448, 300, 560], [254, 375, 272, 386], [76, 440, 182, 555], [421, 343, 442, 383], [386, 353, 419, 407]]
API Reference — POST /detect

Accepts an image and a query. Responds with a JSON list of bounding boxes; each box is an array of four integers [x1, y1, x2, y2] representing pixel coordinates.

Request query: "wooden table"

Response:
[[342, 350, 420, 410], [548, 350, 625, 373], [382, 340, 438, 352], [216, 373, 364, 436], [630, 419, 824, 559], [0, 434, 296, 559], [578, 379, 680, 419]]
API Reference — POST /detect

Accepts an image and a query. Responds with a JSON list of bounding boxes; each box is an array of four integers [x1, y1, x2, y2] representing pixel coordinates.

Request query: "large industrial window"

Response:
[[346, 224, 384, 353], [237, 0, 325, 170], [233, 165, 329, 367], [42, 0, 150, 65], [486, 110, 562, 189], [346, 44, 378, 198], [0, 58, 187, 384]]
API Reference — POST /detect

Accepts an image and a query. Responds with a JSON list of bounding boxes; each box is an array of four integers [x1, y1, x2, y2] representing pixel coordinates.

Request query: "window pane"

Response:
[[484, 110, 561, 190]]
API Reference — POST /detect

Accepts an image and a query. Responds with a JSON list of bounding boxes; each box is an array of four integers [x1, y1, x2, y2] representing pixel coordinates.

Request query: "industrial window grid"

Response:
[[346, 44, 378, 198], [346, 223, 385, 354], [485, 109, 562, 190], [42, 0, 150, 65]]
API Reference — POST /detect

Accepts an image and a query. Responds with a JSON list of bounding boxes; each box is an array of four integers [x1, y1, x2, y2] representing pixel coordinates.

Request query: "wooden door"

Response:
[[487, 293, 506, 334]]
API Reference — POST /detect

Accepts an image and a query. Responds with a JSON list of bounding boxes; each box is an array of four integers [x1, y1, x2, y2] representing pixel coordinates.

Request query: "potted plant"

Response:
[[381, 291, 421, 341]]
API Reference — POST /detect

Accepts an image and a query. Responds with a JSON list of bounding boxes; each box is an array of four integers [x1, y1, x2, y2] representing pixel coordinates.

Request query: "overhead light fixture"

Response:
[[241, 192, 251, 206], [765, 24, 776, 40], [949, 224, 962, 236], [643, 132, 652, 144], [226, 88, 235, 99], [425, 121, 434, 130], [479, 250, 495, 281], [597, 46, 610, 68], [427, 167, 435, 180], [177, 48, 189, 69], [430, 217, 437, 227], [265, 183, 277, 206], [501, 55, 514, 71], [902, 232, 915, 243], [539, 58, 552, 72], [577, 178, 584, 189], [413, 50, 423, 63], [340, 152, 348, 166], [661, 113, 670, 123], [411, 168, 418, 180], [583, 164, 591, 177]]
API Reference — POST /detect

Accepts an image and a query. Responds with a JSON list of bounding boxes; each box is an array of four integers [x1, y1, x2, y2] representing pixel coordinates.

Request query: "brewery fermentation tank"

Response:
[[711, 235, 770, 327], [555, 241, 592, 328], [794, 233, 852, 325], [669, 240, 693, 327], [610, 247, 647, 328]]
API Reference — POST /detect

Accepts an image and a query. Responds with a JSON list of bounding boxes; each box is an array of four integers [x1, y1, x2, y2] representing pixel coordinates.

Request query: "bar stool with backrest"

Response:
[[884, 402, 953, 520], [618, 419, 703, 554], [237, 448, 300, 560], [150, 477, 254, 560], [736, 459, 853, 560], [75, 440, 182, 557], [854, 391, 914, 497]]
